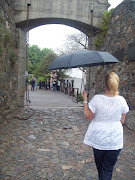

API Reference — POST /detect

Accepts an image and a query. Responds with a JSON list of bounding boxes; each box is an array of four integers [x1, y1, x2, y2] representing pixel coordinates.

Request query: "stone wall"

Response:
[[13, 0, 109, 35], [87, 0, 135, 130], [17, 29, 26, 107], [0, 0, 20, 115]]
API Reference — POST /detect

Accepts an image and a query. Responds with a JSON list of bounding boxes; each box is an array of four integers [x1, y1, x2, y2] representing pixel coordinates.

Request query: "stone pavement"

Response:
[[25, 89, 83, 109], [0, 90, 135, 180]]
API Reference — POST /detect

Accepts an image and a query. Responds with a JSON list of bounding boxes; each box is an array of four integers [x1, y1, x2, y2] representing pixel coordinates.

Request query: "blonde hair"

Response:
[[105, 72, 119, 96]]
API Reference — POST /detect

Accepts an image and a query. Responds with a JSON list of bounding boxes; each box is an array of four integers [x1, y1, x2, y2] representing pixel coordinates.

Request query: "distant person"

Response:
[[25, 79, 28, 90], [57, 80, 60, 91], [31, 79, 35, 91], [56, 81, 58, 91], [48, 81, 50, 90], [45, 82, 47, 90], [42, 81, 45, 89], [39, 80, 41, 89], [35, 79, 38, 90], [81, 72, 129, 180], [68, 82, 71, 95], [53, 81, 56, 91], [50, 82, 53, 90]]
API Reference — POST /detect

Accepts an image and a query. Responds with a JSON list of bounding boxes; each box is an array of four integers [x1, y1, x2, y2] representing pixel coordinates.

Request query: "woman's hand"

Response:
[[81, 90, 87, 101]]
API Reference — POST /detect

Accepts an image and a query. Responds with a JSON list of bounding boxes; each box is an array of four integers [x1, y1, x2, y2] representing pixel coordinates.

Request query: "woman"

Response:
[[81, 72, 129, 180]]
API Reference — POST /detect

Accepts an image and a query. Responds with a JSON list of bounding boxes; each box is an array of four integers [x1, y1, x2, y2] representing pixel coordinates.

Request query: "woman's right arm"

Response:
[[84, 103, 94, 120], [120, 114, 126, 124], [81, 90, 94, 121]]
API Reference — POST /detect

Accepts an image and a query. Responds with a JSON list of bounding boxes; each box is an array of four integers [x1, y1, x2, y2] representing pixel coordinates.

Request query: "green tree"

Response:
[[27, 60, 33, 74], [28, 45, 42, 68], [41, 48, 53, 59], [28, 45, 53, 73], [34, 52, 57, 78], [55, 69, 69, 80]]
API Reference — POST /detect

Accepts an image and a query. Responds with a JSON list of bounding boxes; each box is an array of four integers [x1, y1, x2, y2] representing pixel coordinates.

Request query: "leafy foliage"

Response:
[[27, 60, 33, 74], [28, 45, 53, 73], [0, 16, 17, 70], [55, 69, 69, 80], [34, 52, 57, 78], [94, 10, 112, 49], [38, 74, 50, 83], [27, 44, 68, 81], [0, 15, 18, 112]]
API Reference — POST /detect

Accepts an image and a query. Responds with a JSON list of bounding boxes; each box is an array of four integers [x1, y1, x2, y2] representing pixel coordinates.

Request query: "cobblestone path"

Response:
[[0, 90, 135, 180]]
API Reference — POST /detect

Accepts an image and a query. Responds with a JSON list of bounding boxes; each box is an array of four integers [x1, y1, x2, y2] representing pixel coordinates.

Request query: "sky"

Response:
[[29, 0, 123, 78]]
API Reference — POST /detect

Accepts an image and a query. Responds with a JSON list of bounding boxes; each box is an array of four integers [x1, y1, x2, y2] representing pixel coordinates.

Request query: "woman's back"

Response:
[[84, 94, 129, 150], [82, 72, 129, 179], [89, 95, 128, 123]]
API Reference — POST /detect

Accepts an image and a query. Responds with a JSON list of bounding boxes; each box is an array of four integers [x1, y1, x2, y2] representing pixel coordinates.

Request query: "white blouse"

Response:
[[83, 95, 129, 150]]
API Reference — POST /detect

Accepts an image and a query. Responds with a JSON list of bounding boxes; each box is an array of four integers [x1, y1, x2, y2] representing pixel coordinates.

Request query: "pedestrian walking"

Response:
[[45, 82, 47, 90], [39, 80, 41, 89], [81, 72, 129, 180], [50, 82, 53, 90], [31, 79, 35, 91], [53, 81, 56, 91], [35, 79, 38, 90], [42, 81, 45, 89]]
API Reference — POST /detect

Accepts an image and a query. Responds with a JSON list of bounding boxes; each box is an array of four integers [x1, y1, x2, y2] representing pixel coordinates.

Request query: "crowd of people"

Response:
[[30, 79, 60, 91]]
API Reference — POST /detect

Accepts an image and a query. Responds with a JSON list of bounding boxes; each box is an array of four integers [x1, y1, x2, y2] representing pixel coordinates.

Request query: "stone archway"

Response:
[[13, 0, 110, 106]]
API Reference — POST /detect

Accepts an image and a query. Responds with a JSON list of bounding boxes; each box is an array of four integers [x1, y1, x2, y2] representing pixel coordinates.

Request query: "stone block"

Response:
[[113, 49, 124, 61], [127, 41, 135, 61], [125, 110, 135, 131]]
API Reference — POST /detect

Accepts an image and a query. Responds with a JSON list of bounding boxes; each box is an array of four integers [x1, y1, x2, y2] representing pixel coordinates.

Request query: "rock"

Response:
[[37, 171, 47, 178], [37, 149, 51, 152], [62, 165, 74, 170], [28, 135, 36, 140], [61, 141, 70, 146]]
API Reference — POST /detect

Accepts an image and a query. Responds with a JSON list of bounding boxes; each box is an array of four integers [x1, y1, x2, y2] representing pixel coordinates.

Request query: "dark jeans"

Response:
[[93, 148, 121, 180]]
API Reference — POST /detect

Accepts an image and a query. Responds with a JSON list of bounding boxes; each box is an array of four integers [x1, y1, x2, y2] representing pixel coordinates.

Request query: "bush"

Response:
[[78, 94, 83, 103], [38, 74, 50, 83]]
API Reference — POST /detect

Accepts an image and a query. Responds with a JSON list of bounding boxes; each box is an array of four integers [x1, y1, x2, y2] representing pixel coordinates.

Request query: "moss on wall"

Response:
[[0, 11, 18, 114]]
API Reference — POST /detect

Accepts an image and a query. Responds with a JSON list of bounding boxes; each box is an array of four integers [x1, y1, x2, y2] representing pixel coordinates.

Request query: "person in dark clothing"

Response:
[[53, 81, 56, 91], [31, 79, 35, 91], [39, 80, 41, 89], [45, 82, 48, 90], [42, 81, 45, 89]]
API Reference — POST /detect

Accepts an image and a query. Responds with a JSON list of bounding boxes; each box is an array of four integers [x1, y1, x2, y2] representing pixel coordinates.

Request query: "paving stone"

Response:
[[65, 134, 74, 138], [28, 135, 36, 140], [0, 90, 135, 179], [37, 171, 47, 178], [61, 141, 70, 146], [54, 170, 63, 177], [0, 173, 6, 178], [62, 165, 74, 170]]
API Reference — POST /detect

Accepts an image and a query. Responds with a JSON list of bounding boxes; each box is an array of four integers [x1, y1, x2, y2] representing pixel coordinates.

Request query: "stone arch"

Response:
[[13, 0, 110, 35], [13, 0, 110, 105], [16, 17, 98, 36]]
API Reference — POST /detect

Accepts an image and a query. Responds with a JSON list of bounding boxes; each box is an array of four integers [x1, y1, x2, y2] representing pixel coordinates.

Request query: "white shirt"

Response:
[[83, 95, 129, 150]]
